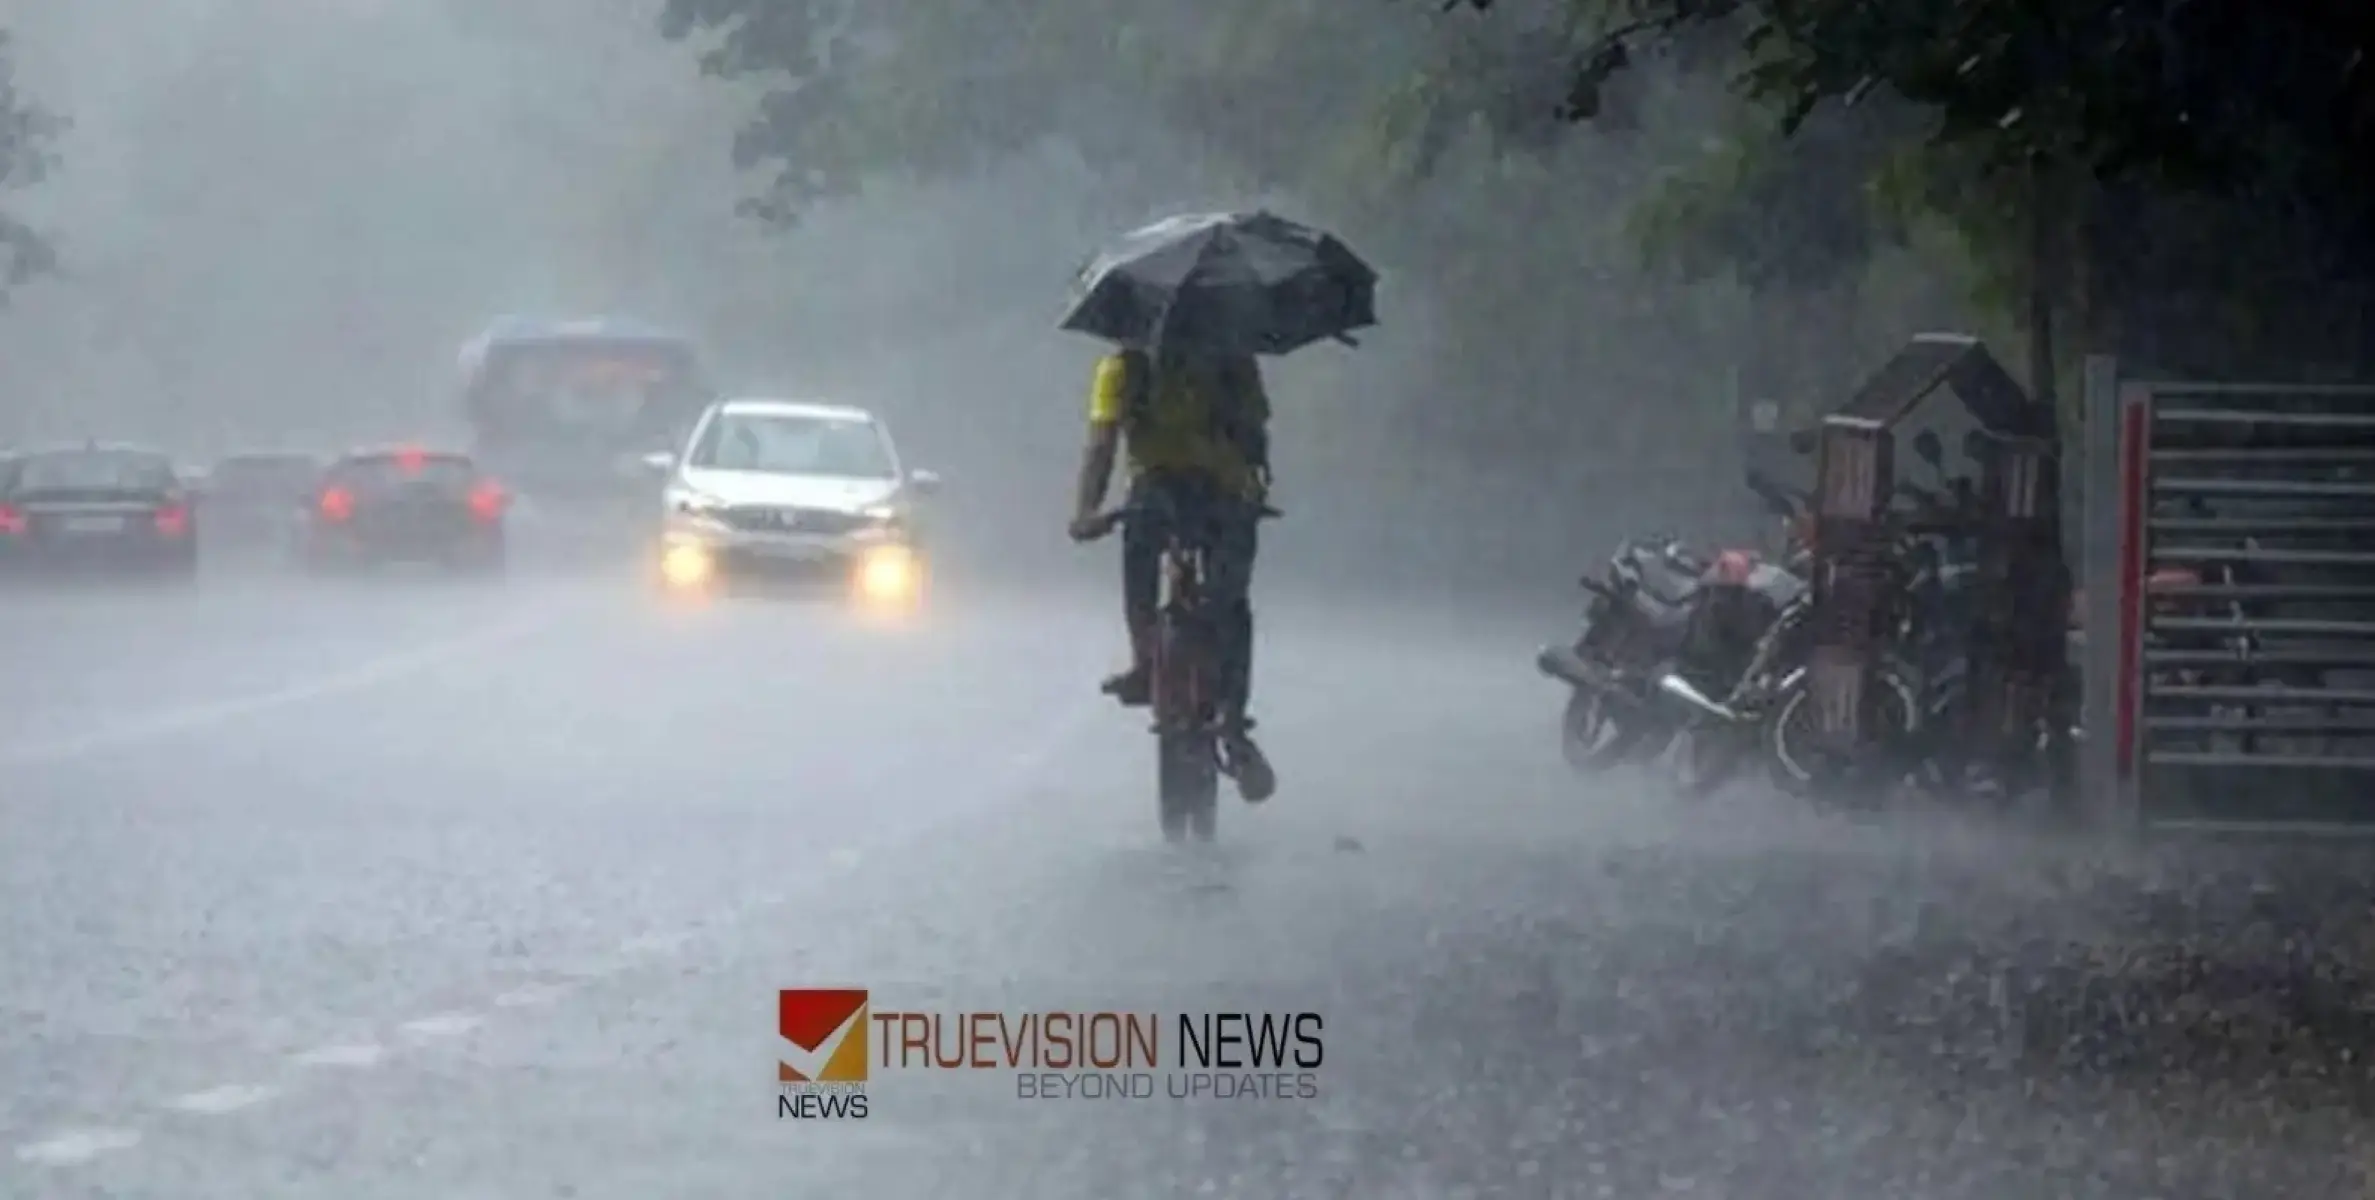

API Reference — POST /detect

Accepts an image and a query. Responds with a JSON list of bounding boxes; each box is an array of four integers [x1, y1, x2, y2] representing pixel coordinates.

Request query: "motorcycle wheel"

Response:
[[1560, 688, 1643, 773], [1766, 668, 1920, 805]]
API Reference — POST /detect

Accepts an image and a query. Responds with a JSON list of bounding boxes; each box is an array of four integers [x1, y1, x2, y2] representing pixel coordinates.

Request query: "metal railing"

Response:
[[2078, 357, 2375, 832]]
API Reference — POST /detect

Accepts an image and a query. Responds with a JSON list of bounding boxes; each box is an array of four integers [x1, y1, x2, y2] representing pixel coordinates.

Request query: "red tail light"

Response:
[[395, 446, 427, 475], [0, 504, 24, 535], [153, 504, 190, 536], [318, 486, 355, 522], [466, 480, 506, 522]]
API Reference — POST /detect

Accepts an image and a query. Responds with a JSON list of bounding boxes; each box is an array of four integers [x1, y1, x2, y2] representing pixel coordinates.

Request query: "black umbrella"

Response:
[[1059, 210, 1378, 356]]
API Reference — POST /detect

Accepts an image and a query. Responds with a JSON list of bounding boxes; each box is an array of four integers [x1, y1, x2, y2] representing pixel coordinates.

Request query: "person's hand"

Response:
[[1068, 512, 1112, 543]]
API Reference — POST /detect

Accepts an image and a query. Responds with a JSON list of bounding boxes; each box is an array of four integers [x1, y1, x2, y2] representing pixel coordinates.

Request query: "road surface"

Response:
[[3, 564, 2370, 1198]]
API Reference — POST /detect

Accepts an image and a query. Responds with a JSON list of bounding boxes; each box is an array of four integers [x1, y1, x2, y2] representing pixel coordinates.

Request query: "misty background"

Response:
[[0, 0, 1984, 597]]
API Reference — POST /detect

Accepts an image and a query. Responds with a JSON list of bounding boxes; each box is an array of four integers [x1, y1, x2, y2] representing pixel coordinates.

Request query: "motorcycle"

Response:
[[1739, 430, 2047, 806], [1537, 535, 1715, 772], [1646, 471, 1848, 798], [1527, 466, 1809, 791], [1659, 442, 2019, 802]]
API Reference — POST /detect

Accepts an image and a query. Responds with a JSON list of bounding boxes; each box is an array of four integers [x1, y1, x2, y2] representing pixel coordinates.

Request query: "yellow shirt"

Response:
[[1088, 351, 1268, 499]]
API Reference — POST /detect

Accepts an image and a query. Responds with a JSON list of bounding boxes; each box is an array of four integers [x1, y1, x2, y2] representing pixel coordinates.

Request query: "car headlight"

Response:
[[659, 540, 714, 589], [855, 542, 919, 603]]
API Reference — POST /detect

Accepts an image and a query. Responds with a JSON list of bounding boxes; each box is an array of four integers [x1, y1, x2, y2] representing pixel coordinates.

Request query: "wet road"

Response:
[[3, 566, 2371, 1198]]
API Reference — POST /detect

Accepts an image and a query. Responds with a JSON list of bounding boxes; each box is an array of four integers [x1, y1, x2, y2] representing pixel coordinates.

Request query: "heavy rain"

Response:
[[3, 0, 2374, 1196]]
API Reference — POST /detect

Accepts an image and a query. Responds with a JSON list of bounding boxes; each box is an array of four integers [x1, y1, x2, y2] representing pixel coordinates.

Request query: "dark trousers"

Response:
[[1121, 473, 1260, 721]]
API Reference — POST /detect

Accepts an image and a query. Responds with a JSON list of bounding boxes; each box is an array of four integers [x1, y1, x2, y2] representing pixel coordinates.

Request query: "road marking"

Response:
[[0, 611, 559, 768], [399, 1012, 483, 1039], [292, 1042, 386, 1068], [13, 1128, 141, 1165], [0, 693, 1106, 1174], [493, 983, 573, 1008], [166, 1084, 280, 1115]]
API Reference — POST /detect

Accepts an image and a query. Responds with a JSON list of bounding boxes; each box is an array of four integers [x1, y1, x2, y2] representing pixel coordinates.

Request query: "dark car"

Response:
[[201, 451, 324, 557], [298, 446, 509, 576], [0, 443, 200, 582]]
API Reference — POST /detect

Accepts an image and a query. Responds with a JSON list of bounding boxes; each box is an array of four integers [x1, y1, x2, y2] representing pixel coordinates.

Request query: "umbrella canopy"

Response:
[[1059, 210, 1378, 356]]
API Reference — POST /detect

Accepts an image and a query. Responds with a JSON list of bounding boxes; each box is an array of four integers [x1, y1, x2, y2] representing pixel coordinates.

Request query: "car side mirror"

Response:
[[907, 468, 942, 495], [640, 451, 676, 473]]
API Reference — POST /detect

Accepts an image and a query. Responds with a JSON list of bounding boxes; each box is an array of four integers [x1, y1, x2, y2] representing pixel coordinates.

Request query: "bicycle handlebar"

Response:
[[1088, 499, 1282, 537]]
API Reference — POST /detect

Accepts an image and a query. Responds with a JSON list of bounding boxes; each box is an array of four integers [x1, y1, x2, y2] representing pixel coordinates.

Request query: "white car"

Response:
[[647, 398, 939, 603]]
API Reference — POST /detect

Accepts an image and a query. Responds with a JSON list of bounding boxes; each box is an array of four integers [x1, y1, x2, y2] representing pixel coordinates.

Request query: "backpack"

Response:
[[1113, 348, 1269, 474]]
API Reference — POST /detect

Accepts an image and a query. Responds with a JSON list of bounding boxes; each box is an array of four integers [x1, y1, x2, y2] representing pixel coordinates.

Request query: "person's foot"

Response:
[[1101, 663, 1151, 707], [1224, 728, 1275, 803]]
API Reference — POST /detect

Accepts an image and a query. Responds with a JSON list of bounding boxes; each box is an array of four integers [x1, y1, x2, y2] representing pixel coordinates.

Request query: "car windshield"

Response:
[[331, 454, 477, 493], [13, 450, 178, 494], [688, 411, 895, 479], [212, 457, 320, 498]]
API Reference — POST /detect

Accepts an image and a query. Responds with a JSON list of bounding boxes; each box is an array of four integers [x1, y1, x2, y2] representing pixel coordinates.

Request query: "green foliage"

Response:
[[1463, 0, 2375, 196], [657, 0, 1431, 226], [1447, 0, 2375, 336], [0, 30, 61, 298], [655, 0, 1065, 218]]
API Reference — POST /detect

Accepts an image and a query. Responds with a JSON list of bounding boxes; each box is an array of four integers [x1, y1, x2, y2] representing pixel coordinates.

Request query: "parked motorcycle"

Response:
[[1537, 535, 1712, 772], [1760, 429, 2047, 806], [1647, 471, 1853, 798], [1658, 450, 1987, 802], [1536, 436, 1845, 777]]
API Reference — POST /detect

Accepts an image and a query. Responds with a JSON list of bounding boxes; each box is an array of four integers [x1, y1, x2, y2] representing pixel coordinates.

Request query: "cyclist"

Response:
[[1068, 342, 1277, 803]]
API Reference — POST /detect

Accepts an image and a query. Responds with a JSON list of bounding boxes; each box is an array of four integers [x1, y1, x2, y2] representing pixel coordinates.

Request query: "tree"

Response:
[[1441, 0, 2375, 381], [1450, 0, 2375, 207], [644, 0, 1979, 477], [656, 0, 1434, 225], [0, 29, 62, 299]]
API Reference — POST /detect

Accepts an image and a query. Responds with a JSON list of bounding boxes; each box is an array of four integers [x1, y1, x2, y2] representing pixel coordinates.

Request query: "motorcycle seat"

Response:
[[1633, 593, 1698, 630]]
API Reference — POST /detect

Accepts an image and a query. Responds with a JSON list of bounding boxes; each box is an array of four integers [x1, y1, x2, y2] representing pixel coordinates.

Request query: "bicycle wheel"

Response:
[[1154, 610, 1220, 842]]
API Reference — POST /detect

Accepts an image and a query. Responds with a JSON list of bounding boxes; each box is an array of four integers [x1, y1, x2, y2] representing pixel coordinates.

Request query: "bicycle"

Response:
[[1087, 493, 1279, 842]]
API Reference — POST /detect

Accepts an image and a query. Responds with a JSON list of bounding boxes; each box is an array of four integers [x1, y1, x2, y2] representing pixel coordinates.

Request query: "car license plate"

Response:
[[755, 537, 826, 563], [61, 515, 126, 534]]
